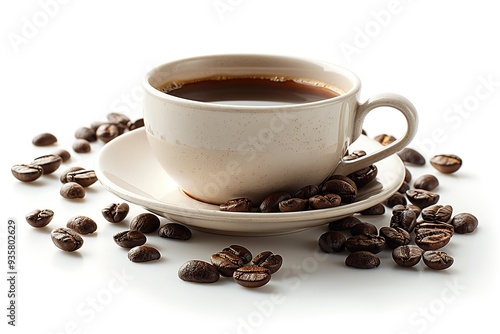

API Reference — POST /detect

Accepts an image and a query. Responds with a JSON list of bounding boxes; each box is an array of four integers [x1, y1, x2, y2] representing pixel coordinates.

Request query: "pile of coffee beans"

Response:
[[178, 245, 282, 288]]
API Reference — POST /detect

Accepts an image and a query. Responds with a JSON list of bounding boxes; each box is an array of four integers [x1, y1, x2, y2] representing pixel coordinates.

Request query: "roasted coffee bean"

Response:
[[347, 165, 378, 188], [345, 251, 380, 269], [25, 209, 54, 228], [60, 182, 85, 199], [72, 139, 91, 153], [251, 251, 283, 274], [158, 223, 192, 240], [11, 164, 43, 182], [279, 197, 309, 212], [222, 245, 252, 264], [128, 245, 161, 262], [107, 112, 130, 127], [66, 216, 97, 234], [414, 222, 454, 250], [130, 213, 160, 234], [345, 234, 385, 254], [320, 179, 357, 203], [390, 207, 417, 233], [31, 154, 62, 174], [259, 192, 291, 213], [392, 245, 423, 267], [128, 118, 144, 130], [384, 192, 407, 207], [430, 154, 462, 174], [379, 226, 411, 249], [359, 203, 385, 215], [318, 231, 346, 253], [32, 132, 57, 146], [404, 167, 412, 183], [51, 227, 83, 252], [309, 194, 342, 209], [397, 181, 410, 194], [398, 147, 426, 165], [65, 169, 97, 187], [350, 222, 378, 236], [102, 202, 130, 223], [406, 189, 440, 208], [90, 121, 105, 132], [178, 260, 220, 283], [294, 184, 319, 199], [393, 204, 421, 218], [75, 126, 97, 142], [324, 174, 357, 190], [422, 250, 454, 270], [343, 150, 367, 161], [220, 198, 253, 212], [113, 230, 147, 248], [211, 251, 244, 277], [328, 216, 362, 231], [421, 205, 453, 223], [60, 166, 85, 183], [96, 123, 120, 143], [53, 149, 71, 162], [413, 174, 439, 191], [233, 266, 271, 288], [374, 134, 397, 146], [451, 213, 478, 234]]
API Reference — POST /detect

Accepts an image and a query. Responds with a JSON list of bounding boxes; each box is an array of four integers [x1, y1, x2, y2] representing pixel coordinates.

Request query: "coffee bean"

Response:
[[390, 207, 417, 233], [318, 230, 346, 253], [328, 216, 362, 231], [128, 245, 161, 262], [392, 245, 423, 267], [113, 230, 147, 248], [279, 197, 309, 212], [233, 266, 271, 288], [60, 182, 85, 199], [384, 192, 407, 207], [74, 126, 97, 142], [406, 189, 440, 208], [65, 169, 98, 187], [51, 227, 84, 252], [66, 216, 97, 235], [397, 181, 410, 194], [309, 194, 342, 209], [413, 174, 439, 191], [422, 250, 454, 270], [53, 149, 71, 162], [158, 223, 192, 240], [178, 260, 220, 283], [96, 123, 120, 143], [31, 154, 62, 174], [450, 213, 478, 234], [430, 154, 462, 174], [347, 165, 378, 188], [25, 209, 54, 228], [11, 164, 43, 182], [130, 213, 160, 234], [379, 226, 411, 249], [211, 251, 244, 277], [220, 198, 253, 212], [128, 118, 144, 131], [259, 192, 291, 213], [359, 203, 385, 215], [345, 251, 380, 269], [60, 166, 85, 183], [294, 184, 319, 199], [324, 174, 357, 191], [32, 132, 57, 146], [393, 204, 421, 218], [345, 234, 385, 254], [350, 222, 378, 236], [398, 147, 426, 165], [222, 245, 253, 264], [102, 202, 129, 223], [107, 112, 130, 127], [421, 205, 453, 223], [414, 222, 454, 250], [251, 251, 283, 274], [404, 167, 412, 183], [320, 179, 357, 204], [72, 139, 91, 153], [374, 134, 396, 146]]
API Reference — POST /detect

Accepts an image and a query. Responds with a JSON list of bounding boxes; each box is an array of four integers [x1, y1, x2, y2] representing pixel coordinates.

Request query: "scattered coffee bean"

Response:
[[398, 147, 426, 165], [251, 251, 283, 274], [406, 189, 440, 208], [233, 266, 271, 288], [345, 251, 380, 269], [74, 126, 97, 142], [450, 213, 478, 234], [102, 202, 129, 223], [11, 164, 43, 182], [113, 230, 147, 248], [374, 134, 396, 146], [325, 174, 357, 190], [128, 118, 144, 130], [107, 112, 130, 127], [347, 165, 378, 188], [392, 245, 423, 267], [404, 167, 412, 183], [53, 149, 71, 162], [413, 174, 439, 191], [318, 230, 346, 253], [345, 234, 385, 254], [414, 222, 454, 250], [384, 192, 407, 207], [60, 182, 85, 199], [25, 209, 54, 228], [178, 260, 220, 283], [222, 245, 253, 264], [65, 169, 98, 187], [128, 245, 161, 262], [422, 250, 454, 270], [259, 192, 291, 213], [220, 198, 253, 212], [430, 154, 462, 174], [96, 123, 120, 143], [328, 216, 362, 231], [320, 179, 357, 203], [309, 194, 341, 209], [32, 132, 57, 146], [51, 227, 83, 252], [393, 204, 421, 218], [158, 223, 192, 240], [421, 205, 453, 223], [211, 251, 244, 277], [279, 197, 309, 212], [397, 181, 410, 194], [66, 215, 97, 235], [294, 184, 319, 199], [359, 203, 385, 215], [390, 207, 417, 233], [379, 226, 411, 249], [60, 166, 85, 183], [72, 139, 91, 153], [31, 154, 62, 174], [130, 213, 160, 234], [350, 222, 378, 236]]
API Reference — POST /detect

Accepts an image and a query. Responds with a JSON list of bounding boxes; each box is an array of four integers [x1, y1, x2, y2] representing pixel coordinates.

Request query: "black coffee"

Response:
[[160, 77, 341, 106]]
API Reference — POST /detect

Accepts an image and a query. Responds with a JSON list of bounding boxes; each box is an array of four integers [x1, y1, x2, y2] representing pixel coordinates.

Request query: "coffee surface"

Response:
[[161, 77, 341, 106]]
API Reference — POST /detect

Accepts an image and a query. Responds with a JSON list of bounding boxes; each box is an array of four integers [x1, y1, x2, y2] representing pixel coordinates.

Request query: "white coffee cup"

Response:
[[143, 54, 418, 204]]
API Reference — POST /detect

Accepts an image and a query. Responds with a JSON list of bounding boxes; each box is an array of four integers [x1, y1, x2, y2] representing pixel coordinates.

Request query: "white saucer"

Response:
[[95, 128, 405, 236]]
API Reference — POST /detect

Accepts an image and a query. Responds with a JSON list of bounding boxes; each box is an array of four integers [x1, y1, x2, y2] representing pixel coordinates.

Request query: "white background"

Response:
[[1, 1, 499, 333]]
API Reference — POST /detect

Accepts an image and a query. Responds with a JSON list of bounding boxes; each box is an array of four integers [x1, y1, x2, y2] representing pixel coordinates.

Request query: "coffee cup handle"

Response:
[[333, 93, 418, 176]]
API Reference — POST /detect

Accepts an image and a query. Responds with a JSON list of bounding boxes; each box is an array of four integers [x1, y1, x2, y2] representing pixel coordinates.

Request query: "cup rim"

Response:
[[143, 53, 361, 111]]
